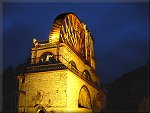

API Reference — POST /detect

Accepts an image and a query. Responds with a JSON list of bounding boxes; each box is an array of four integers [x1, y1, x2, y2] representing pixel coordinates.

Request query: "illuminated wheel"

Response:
[[49, 12, 95, 66], [49, 12, 86, 58]]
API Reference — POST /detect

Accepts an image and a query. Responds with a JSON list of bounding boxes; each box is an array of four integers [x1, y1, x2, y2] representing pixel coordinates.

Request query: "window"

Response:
[[39, 52, 56, 64], [82, 70, 92, 81], [21, 78, 25, 83], [69, 60, 77, 69]]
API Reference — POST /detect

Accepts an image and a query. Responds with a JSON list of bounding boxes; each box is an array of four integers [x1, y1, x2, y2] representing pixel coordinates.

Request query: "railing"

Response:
[[32, 42, 58, 50]]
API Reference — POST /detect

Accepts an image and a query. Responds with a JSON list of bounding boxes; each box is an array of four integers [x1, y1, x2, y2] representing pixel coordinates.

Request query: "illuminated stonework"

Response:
[[17, 12, 106, 113]]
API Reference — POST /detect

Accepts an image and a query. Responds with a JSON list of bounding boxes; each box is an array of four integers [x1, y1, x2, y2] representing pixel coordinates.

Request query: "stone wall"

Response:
[[59, 43, 100, 84], [18, 70, 67, 112], [67, 70, 103, 112]]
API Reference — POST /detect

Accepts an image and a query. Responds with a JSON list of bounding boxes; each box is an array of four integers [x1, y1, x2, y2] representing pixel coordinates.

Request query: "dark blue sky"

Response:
[[3, 3, 149, 83]]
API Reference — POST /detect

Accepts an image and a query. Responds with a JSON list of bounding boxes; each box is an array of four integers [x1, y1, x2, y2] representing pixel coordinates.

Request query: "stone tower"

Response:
[[17, 12, 106, 113]]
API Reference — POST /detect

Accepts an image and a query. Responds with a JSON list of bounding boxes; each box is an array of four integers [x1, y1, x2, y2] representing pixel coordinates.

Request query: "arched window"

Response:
[[37, 106, 46, 113], [39, 52, 56, 64], [78, 85, 91, 109], [94, 81, 100, 87], [82, 70, 92, 81], [69, 60, 77, 69]]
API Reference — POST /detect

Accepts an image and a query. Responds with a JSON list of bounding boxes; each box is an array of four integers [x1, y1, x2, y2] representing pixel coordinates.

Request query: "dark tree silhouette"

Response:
[[103, 61, 149, 112], [3, 65, 18, 112]]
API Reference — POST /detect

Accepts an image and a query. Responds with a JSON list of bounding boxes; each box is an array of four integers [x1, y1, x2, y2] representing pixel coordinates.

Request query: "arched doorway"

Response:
[[78, 85, 91, 109]]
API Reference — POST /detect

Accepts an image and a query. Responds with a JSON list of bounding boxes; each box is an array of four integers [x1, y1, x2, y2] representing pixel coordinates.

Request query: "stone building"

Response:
[[17, 12, 106, 113]]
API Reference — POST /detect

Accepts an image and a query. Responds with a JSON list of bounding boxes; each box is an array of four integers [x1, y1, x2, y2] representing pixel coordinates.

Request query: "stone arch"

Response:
[[39, 52, 56, 64], [82, 69, 92, 81], [78, 85, 91, 109]]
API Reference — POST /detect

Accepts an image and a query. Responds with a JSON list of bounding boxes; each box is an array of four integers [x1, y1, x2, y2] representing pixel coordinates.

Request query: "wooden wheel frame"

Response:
[[49, 12, 93, 59]]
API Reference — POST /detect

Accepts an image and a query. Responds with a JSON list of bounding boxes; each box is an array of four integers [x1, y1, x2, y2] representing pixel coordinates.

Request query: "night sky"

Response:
[[3, 3, 149, 83]]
